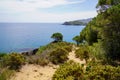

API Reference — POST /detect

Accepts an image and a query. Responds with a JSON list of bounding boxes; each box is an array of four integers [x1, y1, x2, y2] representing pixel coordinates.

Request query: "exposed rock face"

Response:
[[21, 48, 38, 55]]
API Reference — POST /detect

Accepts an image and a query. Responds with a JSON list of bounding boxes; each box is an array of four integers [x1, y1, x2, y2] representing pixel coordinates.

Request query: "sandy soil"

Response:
[[10, 46, 85, 80], [10, 64, 58, 80]]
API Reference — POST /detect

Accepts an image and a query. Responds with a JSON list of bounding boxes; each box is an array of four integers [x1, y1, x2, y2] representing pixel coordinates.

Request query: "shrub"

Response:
[[52, 60, 85, 80], [36, 42, 72, 55], [36, 46, 48, 55], [3, 53, 25, 70], [49, 48, 68, 64], [86, 65, 120, 80], [62, 46, 72, 52], [36, 58, 49, 66], [0, 69, 14, 80], [0, 53, 7, 59], [89, 42, 106, 60], [75, 45, 89, 62]]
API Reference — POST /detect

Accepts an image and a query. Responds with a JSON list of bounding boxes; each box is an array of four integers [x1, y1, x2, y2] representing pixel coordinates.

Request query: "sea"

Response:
[[0, 23, 85, 53]]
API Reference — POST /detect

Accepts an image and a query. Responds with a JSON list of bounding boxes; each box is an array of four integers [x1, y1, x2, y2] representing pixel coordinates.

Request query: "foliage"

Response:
[[89, 42, 106, 60], [25, 54, 49, 66], [0, 69, 14, 80], [53, 60, 120, 80], [86, 65, 120, 80], [51, 32, 63, 42], [3, 53, 25, 70], [80, 18, 98, 45], [96, 0, 120, 13], [52, 60, 85, 80], [62, 46, 72, 52], [36, 42, 72, 65], [36, 58, 49, 66], [75, 45, 90, 62], [49, 48, 68, 64], [76, 3, 120, 63], [97, 0, 120, 6], [0, 53, 7, 59], [0, 53, 7, 68], [99, 4, 120, 61], [72, 35, 81, 46], [36, 42, 72, 55]]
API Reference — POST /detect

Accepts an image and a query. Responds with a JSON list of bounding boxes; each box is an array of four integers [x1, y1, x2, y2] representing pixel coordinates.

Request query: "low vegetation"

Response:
[[86, 64, 120, 80], [49, 48, 68, 64], [52, 60, 85, 80], [75, 45, 90, 62], [0, 69, 15, 80], [3, 53, 25, 70], [53, 60, 120, 80], [36, 42, 72, 65]]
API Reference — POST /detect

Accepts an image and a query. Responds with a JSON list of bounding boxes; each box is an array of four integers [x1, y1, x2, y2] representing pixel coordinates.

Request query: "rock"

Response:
[[21, 48, 38, 55]]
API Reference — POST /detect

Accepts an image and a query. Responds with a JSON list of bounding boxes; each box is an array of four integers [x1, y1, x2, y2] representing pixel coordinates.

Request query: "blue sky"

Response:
[[0, 0, 98, 23]]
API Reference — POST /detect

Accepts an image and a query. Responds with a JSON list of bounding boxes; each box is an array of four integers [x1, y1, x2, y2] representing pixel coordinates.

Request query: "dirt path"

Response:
[[10, 64, 58, 80], [68, 46, 86, 64]]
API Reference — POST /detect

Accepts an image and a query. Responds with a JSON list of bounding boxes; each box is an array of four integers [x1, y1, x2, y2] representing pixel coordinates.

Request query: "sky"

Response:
[[0, 0, 98, 23]]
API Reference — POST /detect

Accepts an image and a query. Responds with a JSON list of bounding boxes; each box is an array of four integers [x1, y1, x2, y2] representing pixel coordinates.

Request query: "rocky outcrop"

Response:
[[21, 48, 38, 55]]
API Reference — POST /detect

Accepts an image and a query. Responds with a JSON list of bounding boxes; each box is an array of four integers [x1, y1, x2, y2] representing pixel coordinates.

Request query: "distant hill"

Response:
[[63, 18, 92, 26]]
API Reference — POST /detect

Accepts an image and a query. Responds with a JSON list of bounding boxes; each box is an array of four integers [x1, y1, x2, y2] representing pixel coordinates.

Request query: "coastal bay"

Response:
[[0, 23, 84, 53]]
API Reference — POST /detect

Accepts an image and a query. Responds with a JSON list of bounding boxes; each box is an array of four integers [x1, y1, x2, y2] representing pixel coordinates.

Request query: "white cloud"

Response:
[[0, 10, 97, 23], [0, 0, 98, 22], [0, 0, 85, 12]]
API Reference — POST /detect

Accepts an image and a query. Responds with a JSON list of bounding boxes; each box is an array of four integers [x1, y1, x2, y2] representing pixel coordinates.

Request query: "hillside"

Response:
[[63, 18, 92, 26], [9, 45, 85, 80]]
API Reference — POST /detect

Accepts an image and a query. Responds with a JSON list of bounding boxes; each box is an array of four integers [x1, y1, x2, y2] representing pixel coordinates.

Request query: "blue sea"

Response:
[[0, 23, 85, 53]]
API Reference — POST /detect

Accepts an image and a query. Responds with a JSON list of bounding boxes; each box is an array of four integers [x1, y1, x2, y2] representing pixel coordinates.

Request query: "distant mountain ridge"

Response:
[[63, 18, 93, 26]]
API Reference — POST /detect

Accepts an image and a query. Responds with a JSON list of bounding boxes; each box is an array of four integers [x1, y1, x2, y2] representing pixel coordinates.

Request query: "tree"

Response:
[[96, 0, 120, 13], [99, 4, 120, 61], [77, 1, 120, 62], [51, 32, 63, 42], [72, 35, 80, 46]]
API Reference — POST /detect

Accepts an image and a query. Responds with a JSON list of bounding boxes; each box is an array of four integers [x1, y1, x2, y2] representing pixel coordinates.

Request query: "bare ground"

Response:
[[10, 64, 58, 80]]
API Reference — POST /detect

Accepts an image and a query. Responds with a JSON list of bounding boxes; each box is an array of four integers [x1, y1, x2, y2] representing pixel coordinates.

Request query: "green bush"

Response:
[[52, 60, 85, 80], [36, 42, 72, 55], [86, 65, 120, 80], [49, 48, 68, 64], [3, 53, 25, 70], [35, 42, 72, 65], [75, 45, 89, 62], [0, 53, 7, 59], [89, 42, 106, 60], [62, 46, 72, 52], [0, 69, 14, 80], [36, 58, 49, 66], [0, 53, 7, 68]]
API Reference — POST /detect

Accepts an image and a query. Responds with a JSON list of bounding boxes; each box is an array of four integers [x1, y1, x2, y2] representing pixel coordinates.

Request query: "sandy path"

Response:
[[10, 64, 58, 80], [68, 47, 86, 64]]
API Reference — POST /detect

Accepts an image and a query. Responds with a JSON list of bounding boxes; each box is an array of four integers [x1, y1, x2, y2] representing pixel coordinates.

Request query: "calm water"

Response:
[[0, 23, 84, 53]]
